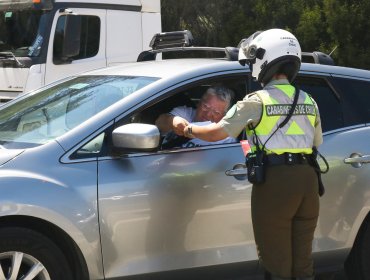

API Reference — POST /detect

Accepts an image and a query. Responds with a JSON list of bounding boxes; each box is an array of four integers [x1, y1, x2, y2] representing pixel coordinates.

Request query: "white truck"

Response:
[[0, 0, 161, 102]]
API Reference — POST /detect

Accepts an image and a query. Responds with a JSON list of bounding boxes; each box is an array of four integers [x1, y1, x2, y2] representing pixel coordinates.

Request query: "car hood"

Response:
[[0, 148, 24, 166]]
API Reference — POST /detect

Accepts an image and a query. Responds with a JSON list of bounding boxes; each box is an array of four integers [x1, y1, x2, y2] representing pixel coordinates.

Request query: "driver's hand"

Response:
[[172, 116, 189, 136]]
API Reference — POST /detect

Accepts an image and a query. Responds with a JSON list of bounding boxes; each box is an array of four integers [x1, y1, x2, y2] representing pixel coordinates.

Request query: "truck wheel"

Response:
[[0, 227, 73, 280], [345, 220, 370, 279]]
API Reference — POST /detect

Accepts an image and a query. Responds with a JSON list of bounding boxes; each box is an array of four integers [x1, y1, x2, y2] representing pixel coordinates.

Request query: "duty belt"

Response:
[[266, 153, 309, 166]]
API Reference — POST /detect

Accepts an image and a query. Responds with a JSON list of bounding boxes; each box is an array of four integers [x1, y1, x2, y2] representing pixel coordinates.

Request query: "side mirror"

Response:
[[54, 14, 81, 63], [112, 123, 160, 151]]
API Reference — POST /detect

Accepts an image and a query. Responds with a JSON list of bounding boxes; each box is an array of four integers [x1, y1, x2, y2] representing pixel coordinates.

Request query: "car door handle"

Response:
[[344, 153, 370, 168], [225, 164, 248, 180]]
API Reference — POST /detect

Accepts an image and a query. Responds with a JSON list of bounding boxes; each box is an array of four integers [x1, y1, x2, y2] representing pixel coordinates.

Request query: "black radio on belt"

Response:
[[246, 151, 266, 185]]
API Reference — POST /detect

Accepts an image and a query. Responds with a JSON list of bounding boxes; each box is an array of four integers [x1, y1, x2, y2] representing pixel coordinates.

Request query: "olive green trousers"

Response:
[[251, 164, 319, 278]]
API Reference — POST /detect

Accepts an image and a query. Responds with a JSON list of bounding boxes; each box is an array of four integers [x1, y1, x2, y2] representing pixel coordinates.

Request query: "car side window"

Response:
[[72, 133, 106, 159], [250, 75, 343, 133], [331, 77, 370, 126], [293, 76, 343, 132], [112, 76, 247, 152]]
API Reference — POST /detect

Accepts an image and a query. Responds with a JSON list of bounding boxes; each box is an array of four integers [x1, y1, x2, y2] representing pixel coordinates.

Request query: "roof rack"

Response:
[[137, 30, 239, 62], [138, 30, 335, 66], [149, 30, 194, 50], [302, 51, 335, 66]]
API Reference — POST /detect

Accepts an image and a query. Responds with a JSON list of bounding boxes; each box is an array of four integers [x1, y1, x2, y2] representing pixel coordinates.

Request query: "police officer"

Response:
[[183, 29, 323, 280]]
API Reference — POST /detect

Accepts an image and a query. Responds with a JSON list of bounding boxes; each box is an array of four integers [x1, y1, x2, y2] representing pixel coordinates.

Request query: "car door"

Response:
[[295, 73, 370, 261], [97, 75, 260, 278], [225, 71, 370, 270]]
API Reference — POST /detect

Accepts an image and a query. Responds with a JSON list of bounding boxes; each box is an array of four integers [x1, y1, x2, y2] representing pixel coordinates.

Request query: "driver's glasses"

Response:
[[200, 101, 224, 119]]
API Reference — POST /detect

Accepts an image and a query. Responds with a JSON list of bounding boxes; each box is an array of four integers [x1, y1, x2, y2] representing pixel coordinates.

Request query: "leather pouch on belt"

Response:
[[246, 152, 266, 185]]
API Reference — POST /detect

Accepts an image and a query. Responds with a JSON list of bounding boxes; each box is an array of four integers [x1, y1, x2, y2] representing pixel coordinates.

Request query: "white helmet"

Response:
[[238, 29, 301, 85]]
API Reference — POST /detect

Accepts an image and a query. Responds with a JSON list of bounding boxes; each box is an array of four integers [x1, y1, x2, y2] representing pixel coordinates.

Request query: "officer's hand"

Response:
[[172, 116, 189, 136]]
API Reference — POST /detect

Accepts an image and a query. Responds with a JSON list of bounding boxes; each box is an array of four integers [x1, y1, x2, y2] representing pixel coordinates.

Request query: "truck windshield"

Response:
[[0, 9, 47, 57], [0, 75, 159, 149]]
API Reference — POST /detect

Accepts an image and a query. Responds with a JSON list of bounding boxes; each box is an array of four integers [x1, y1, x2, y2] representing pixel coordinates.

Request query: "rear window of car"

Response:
[[332, 77, 370, 126], [294, 76, 343, 132]]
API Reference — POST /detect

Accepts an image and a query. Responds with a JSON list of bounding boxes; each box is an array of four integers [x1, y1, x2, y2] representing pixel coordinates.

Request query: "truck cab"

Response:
[[0, 0, 161, 103]]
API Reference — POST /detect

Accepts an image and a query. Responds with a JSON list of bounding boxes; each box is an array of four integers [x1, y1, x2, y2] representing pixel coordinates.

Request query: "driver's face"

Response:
[[195, 94, 228, 123]]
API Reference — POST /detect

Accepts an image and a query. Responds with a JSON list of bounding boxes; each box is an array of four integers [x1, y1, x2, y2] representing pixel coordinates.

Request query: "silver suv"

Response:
[[0, 31, 369, 280]]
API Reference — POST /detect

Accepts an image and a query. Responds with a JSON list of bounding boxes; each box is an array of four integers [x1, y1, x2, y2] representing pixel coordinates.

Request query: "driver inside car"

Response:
[[155, 85, 237, 148]]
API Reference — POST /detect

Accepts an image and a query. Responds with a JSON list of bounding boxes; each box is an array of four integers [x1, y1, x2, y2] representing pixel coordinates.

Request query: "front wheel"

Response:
[[345, 219, 370, 280], [0, 227, 73, 280]]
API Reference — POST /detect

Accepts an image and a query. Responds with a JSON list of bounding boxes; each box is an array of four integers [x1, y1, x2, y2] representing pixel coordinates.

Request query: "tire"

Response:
[[0, 227, 73, 280], [345, 219, 370, 280]]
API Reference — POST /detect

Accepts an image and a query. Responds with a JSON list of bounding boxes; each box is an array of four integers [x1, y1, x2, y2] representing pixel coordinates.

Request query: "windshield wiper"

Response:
[[0, 52, 24, 67]]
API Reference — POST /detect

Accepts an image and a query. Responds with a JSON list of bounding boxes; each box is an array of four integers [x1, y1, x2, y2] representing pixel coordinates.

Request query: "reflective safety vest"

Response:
[[246, 84, 316, 155]]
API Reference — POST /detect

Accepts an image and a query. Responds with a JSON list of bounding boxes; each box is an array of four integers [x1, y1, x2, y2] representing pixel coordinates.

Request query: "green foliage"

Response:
[[161, 0, 370, 70], [324, 0, 370, 69]]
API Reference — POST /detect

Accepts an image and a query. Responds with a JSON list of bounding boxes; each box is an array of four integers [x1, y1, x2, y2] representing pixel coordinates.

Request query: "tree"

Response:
[[161, 0, 370, 69], [324, 0, 370, 69]]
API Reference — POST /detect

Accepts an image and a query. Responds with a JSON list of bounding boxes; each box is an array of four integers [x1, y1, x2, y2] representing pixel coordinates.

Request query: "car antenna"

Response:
[[329, 45, 338, 56]]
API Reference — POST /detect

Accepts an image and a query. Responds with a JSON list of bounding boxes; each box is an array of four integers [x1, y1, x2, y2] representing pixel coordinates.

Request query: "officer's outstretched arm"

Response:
[[183, 123, 229, 142], [155, 114, 189, 136]]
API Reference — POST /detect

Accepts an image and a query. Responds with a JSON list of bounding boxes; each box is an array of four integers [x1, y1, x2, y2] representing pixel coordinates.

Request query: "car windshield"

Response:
[[0, 75, 159, 149]]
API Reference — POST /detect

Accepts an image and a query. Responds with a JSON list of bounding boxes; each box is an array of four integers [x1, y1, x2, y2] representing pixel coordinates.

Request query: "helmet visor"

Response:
[[238, 31, 262, 63]]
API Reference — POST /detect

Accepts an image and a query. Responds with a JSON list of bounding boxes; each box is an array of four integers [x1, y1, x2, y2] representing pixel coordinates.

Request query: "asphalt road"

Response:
[[224, 270, 348, 280], [317, 270, 347, 280], [231, 270, 348, 280]]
